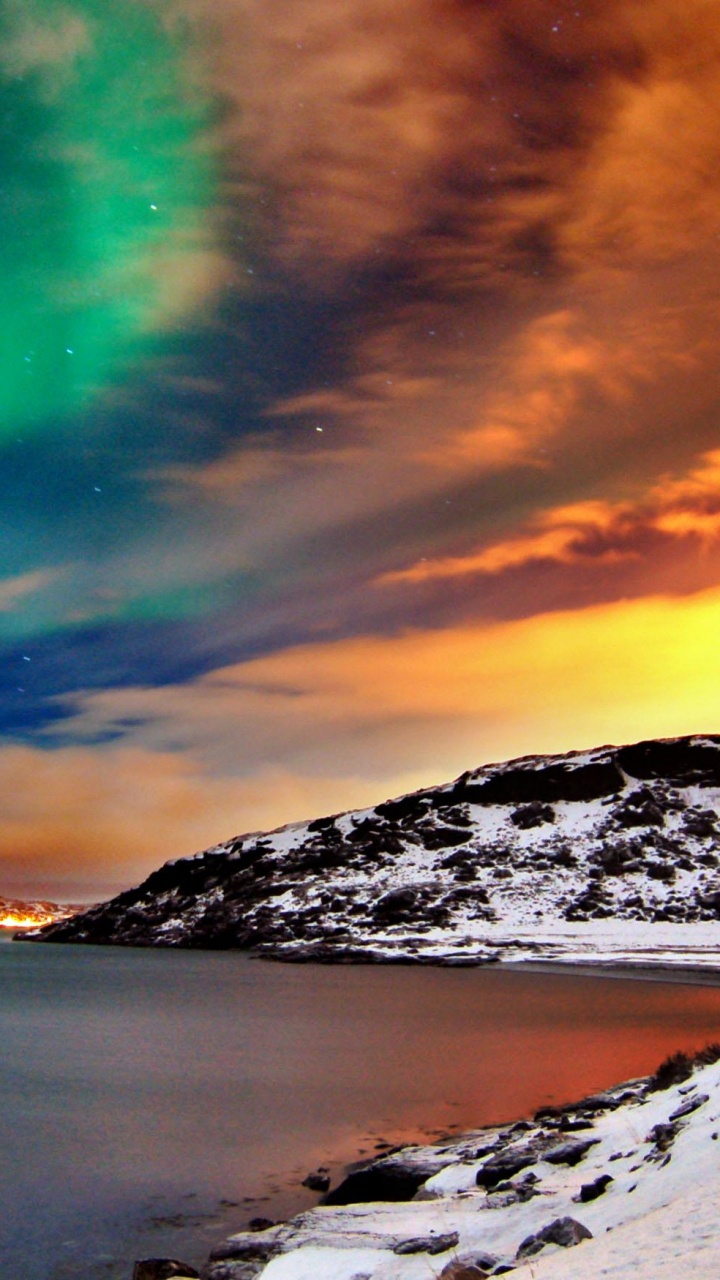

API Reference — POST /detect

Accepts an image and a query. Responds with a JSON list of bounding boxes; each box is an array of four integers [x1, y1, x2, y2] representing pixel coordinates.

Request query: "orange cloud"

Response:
[[454, 310, 637, 468], [379, 450, 720, 588], [378, 500, 635, 585]]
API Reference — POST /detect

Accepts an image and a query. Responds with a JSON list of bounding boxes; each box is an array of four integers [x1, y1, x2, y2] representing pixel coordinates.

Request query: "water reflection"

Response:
[[1, 944, 720, 1277]]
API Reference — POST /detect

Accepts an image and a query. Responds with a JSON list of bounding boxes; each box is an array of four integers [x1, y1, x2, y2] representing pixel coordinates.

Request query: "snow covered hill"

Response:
[[30, 735, 720, 965]]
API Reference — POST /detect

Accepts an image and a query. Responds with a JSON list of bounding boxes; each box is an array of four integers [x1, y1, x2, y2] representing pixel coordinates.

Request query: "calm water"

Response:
[[3, 942, 720, 1279]]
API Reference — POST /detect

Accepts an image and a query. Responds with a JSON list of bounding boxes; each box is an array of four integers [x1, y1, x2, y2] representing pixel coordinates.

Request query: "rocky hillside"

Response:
[[29, 735, 720, 962]]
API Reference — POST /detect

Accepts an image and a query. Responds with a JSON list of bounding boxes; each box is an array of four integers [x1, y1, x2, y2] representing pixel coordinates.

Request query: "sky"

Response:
[[4, 0, 720, 899]]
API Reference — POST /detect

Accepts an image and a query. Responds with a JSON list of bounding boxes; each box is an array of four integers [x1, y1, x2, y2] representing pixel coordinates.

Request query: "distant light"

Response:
[[0, 913, 55, 929]]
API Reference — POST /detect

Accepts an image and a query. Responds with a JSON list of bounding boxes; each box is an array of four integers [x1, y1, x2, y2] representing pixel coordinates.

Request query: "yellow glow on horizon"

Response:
[[0, 913, 54, 928]]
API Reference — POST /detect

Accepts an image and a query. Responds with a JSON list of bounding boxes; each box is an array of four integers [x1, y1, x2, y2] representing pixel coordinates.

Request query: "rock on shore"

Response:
[[204, 1047, 720, 1280]]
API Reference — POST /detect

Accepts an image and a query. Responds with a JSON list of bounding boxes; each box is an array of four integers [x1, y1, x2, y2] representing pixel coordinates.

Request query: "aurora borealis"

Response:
[[0, 0, 215, 430], [5, 0, 720, 898]]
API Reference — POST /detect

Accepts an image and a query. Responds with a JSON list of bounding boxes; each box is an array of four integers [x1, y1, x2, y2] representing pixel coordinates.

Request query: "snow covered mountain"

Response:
[[30, 735, 720, 965]]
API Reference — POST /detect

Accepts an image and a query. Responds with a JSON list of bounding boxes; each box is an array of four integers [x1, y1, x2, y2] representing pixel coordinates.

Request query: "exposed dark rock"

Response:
[[306, 814, 340, 832], [301, 1171, 330, 1192], [669, 1092, 709, 1120], [476, 1147, 538, 1189], [323, 1157, 435, 1204], [699, 887, 720, 915], [564, 882, 611, 922], [439, 1263, 493, 1280], [614, 789, 666, 828], [646, 860, 676, 882], [578, 1174, 613, 1201], [543, 1138, 600, 1166], [516, 1216, 593, 1258], [683, 812, 718, 839], [372, 887, 418, 921], [616, 737, 720, 785], [647, 1122, 678, 1150], [441, 850, 475, 870], [375, 792, 435, 822], [394, 1231, 460, 1255], [510, 802, 555, 829], [558, 1116, 595, 1132], [456, 760, 624, 805], [593, 842, 636, 875], [575, 1090, 638, 1111], [418, 825, 473, 850]]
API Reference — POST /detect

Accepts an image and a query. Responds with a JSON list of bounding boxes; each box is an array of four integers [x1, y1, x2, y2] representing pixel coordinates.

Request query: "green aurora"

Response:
[[0, 0, 216, 434]]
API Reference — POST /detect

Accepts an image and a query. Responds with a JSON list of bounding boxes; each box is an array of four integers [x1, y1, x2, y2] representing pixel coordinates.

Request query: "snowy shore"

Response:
[[259, 919, 720, 970], [206, 1040, 720, 1280]]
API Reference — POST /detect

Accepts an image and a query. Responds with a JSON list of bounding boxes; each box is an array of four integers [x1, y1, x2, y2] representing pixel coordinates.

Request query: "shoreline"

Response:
[[206, 1044, 720, 1279], [199, 953, 720, 1280], [187, 956, 720, 1273], [498, 957, 720, 985]]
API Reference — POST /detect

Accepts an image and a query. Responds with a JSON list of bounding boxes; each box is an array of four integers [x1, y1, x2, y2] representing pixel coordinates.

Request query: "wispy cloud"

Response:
[[378, 450, 720, 588], [0, 569, 60, 614]]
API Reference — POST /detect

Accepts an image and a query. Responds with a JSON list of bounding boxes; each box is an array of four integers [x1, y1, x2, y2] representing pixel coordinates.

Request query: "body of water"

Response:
[[3, 940, 720, 1279]]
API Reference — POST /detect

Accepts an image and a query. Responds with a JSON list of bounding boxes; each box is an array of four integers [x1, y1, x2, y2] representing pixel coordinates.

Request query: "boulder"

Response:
[[476, 1146, 537, 1188], [372, 888, 418, 921], [578, 1173, 613, 1201], [614, 789, 666, 828], [510, 803, 555, 829], [208, 1225, 285, 1265], [670, 1092, 709, 1121], [517, 1216, 593, 1258], [394, 1231, 460, 1255], [439, 1263, 493, 1279], [324, 1159, 433, 1204], [301, 1170, 330, 1192], [543, 1138, 599, 1166]]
